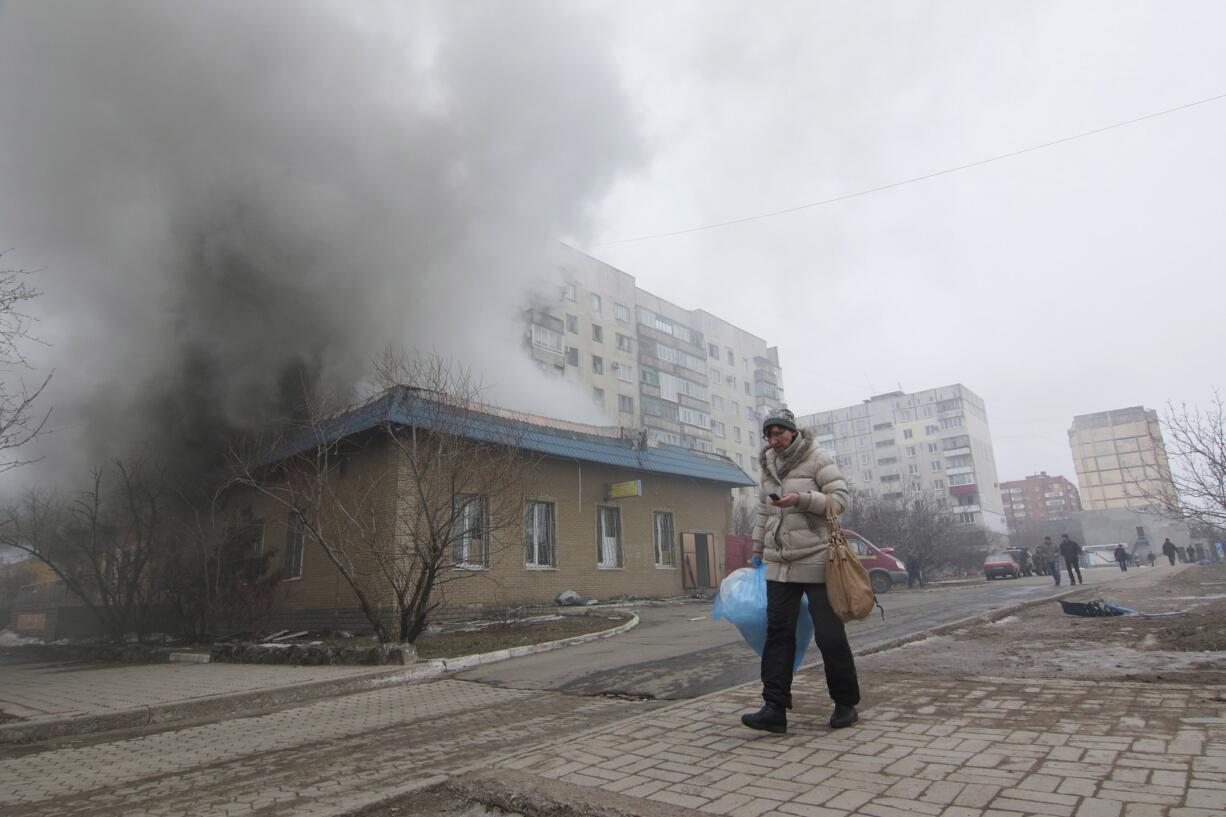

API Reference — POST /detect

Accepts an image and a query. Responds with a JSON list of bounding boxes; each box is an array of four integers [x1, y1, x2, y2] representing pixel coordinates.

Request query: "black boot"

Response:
[[829, 704, 858, 729], [741, 704, 787, 734]]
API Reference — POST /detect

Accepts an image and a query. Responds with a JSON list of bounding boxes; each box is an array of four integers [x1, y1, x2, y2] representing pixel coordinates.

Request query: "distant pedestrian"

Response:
[[1146, 552, 1156, 568], [1162, 538, 1177, 566], [1059, 534, 1084, 585], [1113, 544, 1129, 572], [1036, 537, 1060, 586], [906, 556, 922, 589], [1017, 547, 1033, 577]]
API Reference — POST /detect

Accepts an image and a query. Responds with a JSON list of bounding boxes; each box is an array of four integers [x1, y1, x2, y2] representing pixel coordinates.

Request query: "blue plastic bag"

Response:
[[712, 564, 813, 671]]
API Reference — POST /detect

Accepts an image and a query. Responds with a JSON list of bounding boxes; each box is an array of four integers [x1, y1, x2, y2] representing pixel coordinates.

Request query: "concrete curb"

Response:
[[0, 610, 639, 745]]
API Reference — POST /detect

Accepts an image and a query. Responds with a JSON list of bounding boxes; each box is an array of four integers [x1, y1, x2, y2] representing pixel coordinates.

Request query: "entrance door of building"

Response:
[[681, 532, 716, 590]]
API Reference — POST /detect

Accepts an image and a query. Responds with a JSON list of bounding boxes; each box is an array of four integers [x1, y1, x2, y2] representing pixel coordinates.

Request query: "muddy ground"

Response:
[[858, 562, 1226, 684]]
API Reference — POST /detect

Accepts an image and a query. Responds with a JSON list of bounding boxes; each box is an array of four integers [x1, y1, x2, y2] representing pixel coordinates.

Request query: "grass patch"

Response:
[[414, 612, 631, 659]]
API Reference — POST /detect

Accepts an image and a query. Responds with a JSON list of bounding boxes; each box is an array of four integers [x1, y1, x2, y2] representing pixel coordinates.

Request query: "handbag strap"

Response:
[[825, 500, 848, 547]]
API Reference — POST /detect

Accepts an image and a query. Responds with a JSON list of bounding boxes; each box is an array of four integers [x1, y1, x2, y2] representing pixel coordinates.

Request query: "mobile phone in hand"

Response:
[[769, 493, 781, 501]]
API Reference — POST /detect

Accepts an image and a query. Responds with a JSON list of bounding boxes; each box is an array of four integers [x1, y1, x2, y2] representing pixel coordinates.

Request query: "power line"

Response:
[[596, 91, 1226, 247]]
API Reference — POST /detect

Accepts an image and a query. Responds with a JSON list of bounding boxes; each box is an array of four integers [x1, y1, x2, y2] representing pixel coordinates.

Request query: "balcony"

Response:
[[949, 483, 977, 497], [942, 446, 972, 458], [636, 321, 705, 357], [945, 466, 975, 477], [528, 323, 565, 354]]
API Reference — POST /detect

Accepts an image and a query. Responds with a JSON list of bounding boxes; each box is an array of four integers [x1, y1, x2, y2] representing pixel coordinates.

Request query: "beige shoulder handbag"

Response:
[[824, 502, 880, 622]]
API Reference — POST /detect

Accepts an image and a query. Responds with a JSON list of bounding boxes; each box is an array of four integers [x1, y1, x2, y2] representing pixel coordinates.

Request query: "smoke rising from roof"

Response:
[[0, 1, 640, 487]]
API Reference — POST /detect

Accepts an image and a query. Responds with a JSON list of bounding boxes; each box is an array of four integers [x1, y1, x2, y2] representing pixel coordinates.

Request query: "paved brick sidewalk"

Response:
[[493, 669, 1226, 817], [0, 678, 654, 816], [0, 658, 396, 723]]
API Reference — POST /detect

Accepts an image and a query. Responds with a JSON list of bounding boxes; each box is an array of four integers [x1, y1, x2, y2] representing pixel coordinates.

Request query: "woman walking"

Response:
[[741, 408, 858, 734]]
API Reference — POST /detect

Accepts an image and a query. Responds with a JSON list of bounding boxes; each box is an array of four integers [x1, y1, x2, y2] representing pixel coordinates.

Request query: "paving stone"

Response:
[[1074, 799, 1122, 817]]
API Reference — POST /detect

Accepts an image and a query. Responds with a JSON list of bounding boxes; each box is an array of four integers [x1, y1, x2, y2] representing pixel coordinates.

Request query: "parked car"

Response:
[[842, 529, 908, 593], [1003, 547, 1034, 576], [983, 552, 1021, 580]]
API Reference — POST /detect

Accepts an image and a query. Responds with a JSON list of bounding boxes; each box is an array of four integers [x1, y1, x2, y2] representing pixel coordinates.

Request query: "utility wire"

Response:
[[596, 91, 1226, 247]]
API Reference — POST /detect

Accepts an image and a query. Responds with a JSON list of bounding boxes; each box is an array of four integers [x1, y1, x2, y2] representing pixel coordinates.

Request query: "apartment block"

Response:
[[795, 384, 1007, 532], [524, 246, 784, 492], [999, 472, 1082, 528], [1068, 406, 1176, 510]]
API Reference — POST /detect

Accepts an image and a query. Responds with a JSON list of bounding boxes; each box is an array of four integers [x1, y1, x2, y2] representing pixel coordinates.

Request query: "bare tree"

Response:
[[0, 260, 51, 473], [228, 353, 533, 644], [156, 497, 284, 642], [0, 460, 166, 642], [1130, 391, 1226, 529], [843, 487, 984, 581], [732, 494, 757, 537]]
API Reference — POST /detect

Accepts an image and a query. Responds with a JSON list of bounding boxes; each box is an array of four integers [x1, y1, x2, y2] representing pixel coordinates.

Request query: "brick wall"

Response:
[[232, 432, 735, 627]]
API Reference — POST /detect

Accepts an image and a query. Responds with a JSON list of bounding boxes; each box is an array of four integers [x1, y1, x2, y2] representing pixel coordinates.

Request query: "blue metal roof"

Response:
[[267, 388, 755, 488]]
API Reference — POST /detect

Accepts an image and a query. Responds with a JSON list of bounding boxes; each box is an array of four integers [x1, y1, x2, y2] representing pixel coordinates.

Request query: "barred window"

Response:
[[451, 495, 488, 568], [524, 501, 556, 568], [596, 506, 623, 568], [653, 511, 676, 568]]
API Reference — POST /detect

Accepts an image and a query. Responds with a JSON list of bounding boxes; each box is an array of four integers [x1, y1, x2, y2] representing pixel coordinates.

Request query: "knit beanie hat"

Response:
[[761, 407, 798, 439]]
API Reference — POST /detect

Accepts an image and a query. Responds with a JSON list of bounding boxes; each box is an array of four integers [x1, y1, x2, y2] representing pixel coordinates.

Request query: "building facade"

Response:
[[525, 246, 784, 494], [1068, 406, 1176, 511], [999, 472, 1082, 528], [9, 391, 752, 641], [232, 390, 754, 634], [795, 384, 1007, 533]]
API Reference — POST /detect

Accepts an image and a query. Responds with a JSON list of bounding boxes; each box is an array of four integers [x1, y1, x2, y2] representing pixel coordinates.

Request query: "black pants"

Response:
[[1064, 556, 1083, 584], [1167, 553, 1176, 566], [761, 580, 860, 710]]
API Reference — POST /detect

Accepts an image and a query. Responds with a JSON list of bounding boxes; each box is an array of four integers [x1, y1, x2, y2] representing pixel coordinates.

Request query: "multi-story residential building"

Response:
[[524, 246, 783, 493], [1068, 406, 1177, 510], [795, 385, 1007, 532], [999, 472, 1082, 528]]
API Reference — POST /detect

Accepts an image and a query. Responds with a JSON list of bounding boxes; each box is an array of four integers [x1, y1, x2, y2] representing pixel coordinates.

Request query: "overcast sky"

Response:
[[1, 1, 1223, 493], [583, 0, 1226, 485]]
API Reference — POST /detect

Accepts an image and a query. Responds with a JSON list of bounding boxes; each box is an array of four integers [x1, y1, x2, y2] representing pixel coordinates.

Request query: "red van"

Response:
[[842, 528, 908, 593]]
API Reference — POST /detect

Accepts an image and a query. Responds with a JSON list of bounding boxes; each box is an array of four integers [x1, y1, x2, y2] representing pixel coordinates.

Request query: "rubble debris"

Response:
[[554, 590, 592, 606], [1060, 598, 1190, 618]]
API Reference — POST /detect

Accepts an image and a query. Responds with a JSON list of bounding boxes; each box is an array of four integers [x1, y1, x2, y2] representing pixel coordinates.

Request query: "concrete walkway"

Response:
[[0, 657, 409, 742], [0, 611, 640, 743]]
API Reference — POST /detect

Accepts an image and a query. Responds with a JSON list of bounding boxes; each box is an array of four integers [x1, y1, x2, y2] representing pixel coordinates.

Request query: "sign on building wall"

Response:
[[15, 612, 46, 636], [606, 480, 643, 500]]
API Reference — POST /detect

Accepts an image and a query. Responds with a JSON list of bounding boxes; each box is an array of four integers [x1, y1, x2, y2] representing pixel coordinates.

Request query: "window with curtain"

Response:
[[451, 495, 488, 567], [596, 506, 622, 568], [524, 501, 556, 568]]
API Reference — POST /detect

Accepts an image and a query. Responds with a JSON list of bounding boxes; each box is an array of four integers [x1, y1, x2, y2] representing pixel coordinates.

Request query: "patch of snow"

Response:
[[988, 616, 1020, 626], [902, 635, 947, 648], [0, 628, 42, 647]]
